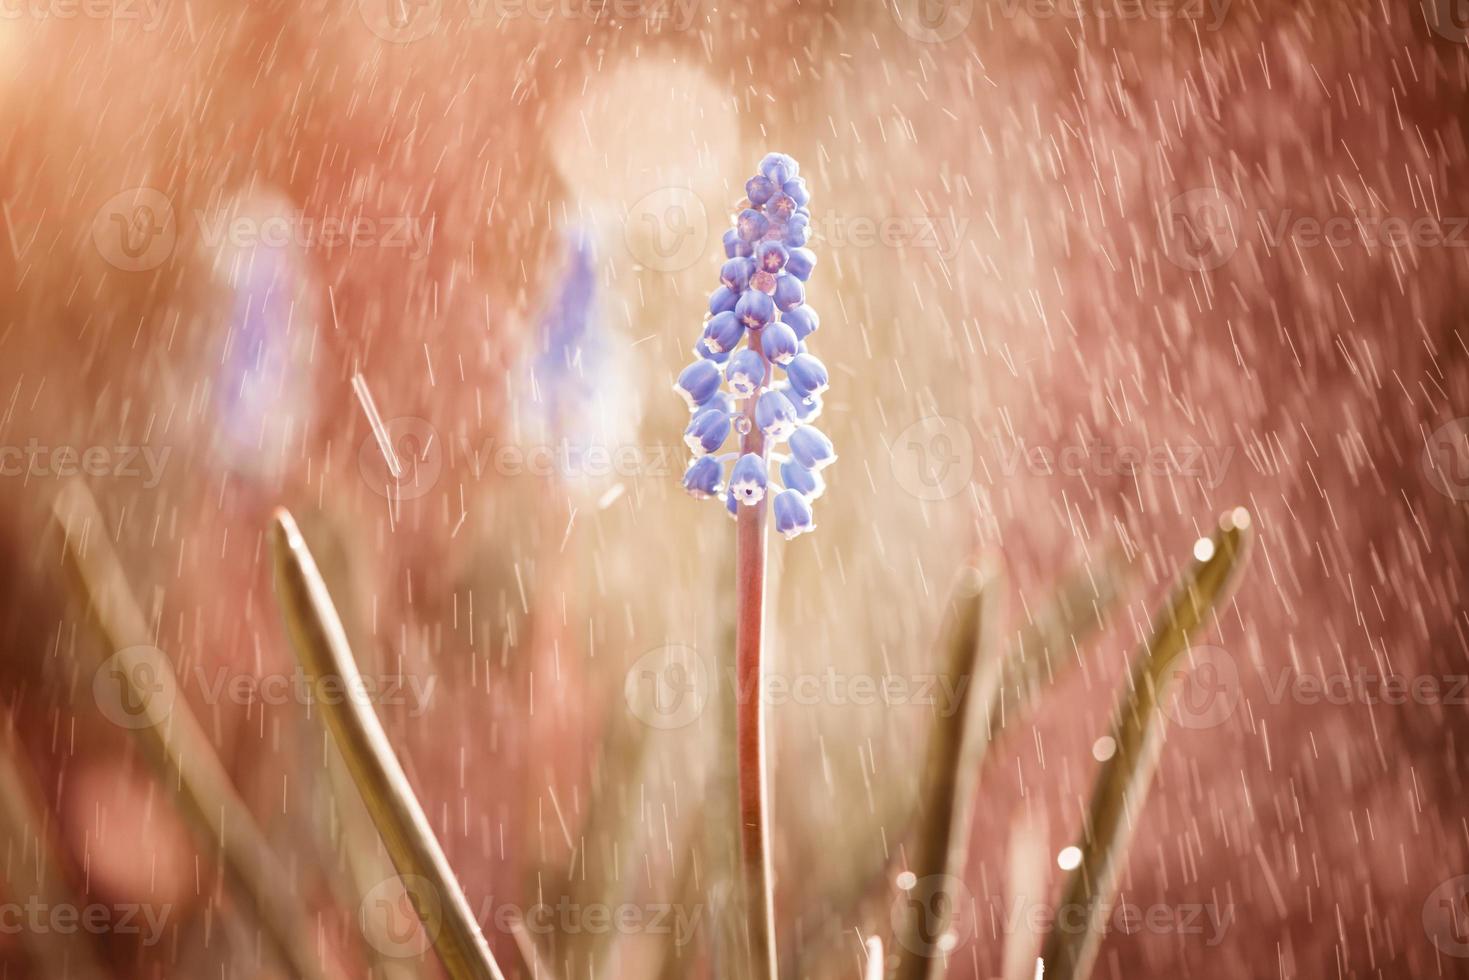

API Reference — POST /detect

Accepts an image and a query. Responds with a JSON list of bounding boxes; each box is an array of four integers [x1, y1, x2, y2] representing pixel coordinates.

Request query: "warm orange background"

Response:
[[0, 1, 1467, 977]]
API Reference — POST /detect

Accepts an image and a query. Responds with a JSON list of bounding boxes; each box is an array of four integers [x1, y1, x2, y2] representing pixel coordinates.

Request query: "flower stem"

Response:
[[734, 337, 777, 980]]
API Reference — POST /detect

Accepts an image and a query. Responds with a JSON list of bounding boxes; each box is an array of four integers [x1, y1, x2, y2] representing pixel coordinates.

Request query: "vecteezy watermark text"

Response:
[[358, 0, 701, 43], [988, 896, 1232, 947], [0, 900, 171, 946], [90, 187, 435, 272], [93, 647, 437, 730], [888, 872, 1230, 958], [0, 0, 163, 28], [0, 442, 170, 488], [624, 646, 974, 730], [1161, 188, 1469, 271], [359, 875, 701, 959], [995, 0, 1229, 27], [994, 439, 1234, 488], [809, 212, 969, 262], [193, 211, 434, 259], [191, 666, 438, 717], [890, 0, 1229, 44], [459, 437, 679, 481], [1162, 644, 1469, 730], [354, 416, 688, 501], [1260, 209, 1469, 250], [887, 416, 1235, 502]]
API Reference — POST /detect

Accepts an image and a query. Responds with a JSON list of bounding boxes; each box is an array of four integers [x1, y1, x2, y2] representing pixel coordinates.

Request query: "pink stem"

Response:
[[735, 331, 777, 979]]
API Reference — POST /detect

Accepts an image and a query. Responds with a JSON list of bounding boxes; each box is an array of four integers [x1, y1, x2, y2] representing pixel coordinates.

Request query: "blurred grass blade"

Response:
[[557, 709, 650, 979], [894, 559, 1001, 980], [509, 913, 556, 979], [864, 936, 885, 980], [796, 553, 1124, 978], [1039, 509, 1254, 980], [51, 482, 330, 980], [652, 839, 705, 980], [0, 723, 109, 980], [1001, 811, 1049, 980], [291, 516, 426, 980], [989, 549, 1127, 740], [269, 507, 508, 980]]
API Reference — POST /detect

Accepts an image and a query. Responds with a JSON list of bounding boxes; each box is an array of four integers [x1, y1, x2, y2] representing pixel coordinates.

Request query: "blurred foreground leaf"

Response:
[[269, 507, 509, 980], [52, 482, 330, 980], [0, 723, 108, 980], [894, 559, 1002, 980], [989, 548, 1128, 740], [1038, 510, 1253, 980]]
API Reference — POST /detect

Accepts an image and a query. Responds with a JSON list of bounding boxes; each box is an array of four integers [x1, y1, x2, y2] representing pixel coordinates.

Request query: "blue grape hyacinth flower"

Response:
[[703, 310, 745, 355], [675, 152, 831, 540], [675, 358, 722, 410], [685, 407, 732, 455], [789, 425, 837, 471], [729, 452, 769, 505], [755, 389, 798, 441], [682, 455, 724, 499], [772, 489, 815, 539]]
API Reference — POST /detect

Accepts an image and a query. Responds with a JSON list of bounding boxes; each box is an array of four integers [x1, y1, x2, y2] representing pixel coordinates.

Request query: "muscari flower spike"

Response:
[[675, 152, 832, 540]]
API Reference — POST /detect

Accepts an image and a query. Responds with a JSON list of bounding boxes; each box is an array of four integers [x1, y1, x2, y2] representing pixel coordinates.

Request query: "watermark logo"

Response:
[[505, 0, 700, 28], [358, 0, 442, 41], [362, 876, 441, 958], [1423, 417, 1469, 501], [1160, 188, 1242, 271], [194, 211, 434, 258], [92, 189, 436, 269], [357, 427, 688, 498], [1424, 875, 1469, 957], [1261, 210, 1469, 251], [361, 875, 703, 954], [1160, 194, 1469, 271], [94, 654, 437, 729], [624, 187, 708, 273], [623, 649, 978, 729], [458, 438, 678, 481], [92, 647, 179, 731], [1424, 0, 1469, 42], [889, 420, 1234, 499], [92, 187, 176, 272], [997, 0, 1229, 27], [1259, 667, 1468, 708], [890, 416, 974, 501], [1162, 644, 1239, 730], [892, 0, 1228, 41], [984, 895, 1231, 945], [624, 645, 711, 730], [1147, 645, 1466, 731], [496, 897, 702, 945], [997, 439, 1233, 489], [891, 872, 973, 956], [891, 0, 974, 42], [358, 416, 444, 501]]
